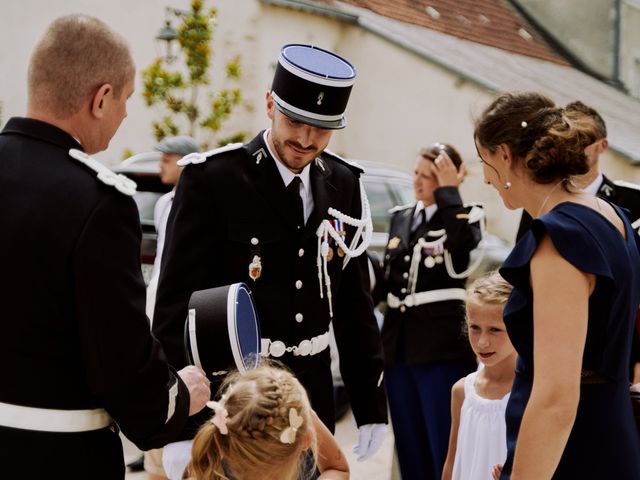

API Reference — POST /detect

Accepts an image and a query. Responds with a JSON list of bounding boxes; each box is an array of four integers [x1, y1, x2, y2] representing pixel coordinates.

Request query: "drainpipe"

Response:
[[612, 0, 621, 87]]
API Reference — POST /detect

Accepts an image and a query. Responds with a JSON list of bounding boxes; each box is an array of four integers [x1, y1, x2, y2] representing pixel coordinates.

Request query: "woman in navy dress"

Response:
[[474, 91, 640, 479]]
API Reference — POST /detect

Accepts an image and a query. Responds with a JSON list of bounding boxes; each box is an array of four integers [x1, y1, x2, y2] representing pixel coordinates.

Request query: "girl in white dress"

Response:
[[442, 271, 516, 480]]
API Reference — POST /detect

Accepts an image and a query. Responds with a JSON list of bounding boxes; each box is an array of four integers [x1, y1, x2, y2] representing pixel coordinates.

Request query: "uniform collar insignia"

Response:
[[599, 182, 614, 197], [253, 147, 267, 165]]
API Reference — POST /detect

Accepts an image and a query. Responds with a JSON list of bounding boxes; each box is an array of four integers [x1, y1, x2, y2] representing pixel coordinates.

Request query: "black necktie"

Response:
[[287, 177, 304, 230], [413, 208, 426, 232]]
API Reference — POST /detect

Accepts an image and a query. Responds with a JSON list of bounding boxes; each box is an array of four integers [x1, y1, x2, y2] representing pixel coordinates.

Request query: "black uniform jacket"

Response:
[[516, 174, 640, 373], [378, 188, 480, 367], [153, 132, 387, 433], [0, 118, 190, 479]]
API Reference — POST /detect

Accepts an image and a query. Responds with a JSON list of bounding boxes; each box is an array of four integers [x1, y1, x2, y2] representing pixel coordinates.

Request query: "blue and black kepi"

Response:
[[271, 44, 356, 130]]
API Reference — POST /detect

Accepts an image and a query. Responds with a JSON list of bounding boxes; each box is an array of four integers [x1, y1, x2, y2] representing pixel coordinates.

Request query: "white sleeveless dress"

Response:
[[452, 370, 510, 480]]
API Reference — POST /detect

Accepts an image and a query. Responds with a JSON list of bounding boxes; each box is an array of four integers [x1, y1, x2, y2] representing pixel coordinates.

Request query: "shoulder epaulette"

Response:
[[321, 149, 364, 175], [177, 142, 243, 166], [388, 203, 414, 214], [69, 149, 137, 196], [613, 180, 640, 192], [457, 202, 486, 223]]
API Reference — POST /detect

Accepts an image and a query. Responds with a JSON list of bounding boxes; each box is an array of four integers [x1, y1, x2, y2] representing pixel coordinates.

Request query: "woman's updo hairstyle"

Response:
[[474, 92, 600, 184], [420, 142, 463, 170]]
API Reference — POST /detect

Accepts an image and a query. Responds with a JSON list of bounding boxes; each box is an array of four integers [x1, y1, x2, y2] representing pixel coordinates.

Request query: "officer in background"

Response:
[[376, 143, 481, 480], [146, 135, 200, 323], [515, 101, 640, 383], [0, 15, 209, 479], [153, 44, 388, 461]]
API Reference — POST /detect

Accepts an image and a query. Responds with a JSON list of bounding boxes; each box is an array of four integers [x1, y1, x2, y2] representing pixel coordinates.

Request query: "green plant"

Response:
[[142, 0, 246, 147]]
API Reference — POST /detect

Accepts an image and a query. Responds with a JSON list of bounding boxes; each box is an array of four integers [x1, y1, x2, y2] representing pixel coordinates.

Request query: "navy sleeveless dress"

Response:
[[499, 203, 640, 479]]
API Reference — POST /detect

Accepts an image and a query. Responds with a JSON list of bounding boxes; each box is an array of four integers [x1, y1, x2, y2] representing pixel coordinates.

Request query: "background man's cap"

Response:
[[271, 44, 356, 130], [154, 135, 200, 155]]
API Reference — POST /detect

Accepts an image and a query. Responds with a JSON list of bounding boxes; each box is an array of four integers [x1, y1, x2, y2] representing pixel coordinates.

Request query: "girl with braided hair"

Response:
[[475, 91, 640, 478], [184, 364, 349, 480]]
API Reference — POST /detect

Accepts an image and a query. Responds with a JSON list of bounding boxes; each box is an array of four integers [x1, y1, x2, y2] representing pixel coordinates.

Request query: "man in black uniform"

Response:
[[154, 44, 388, 459], [515, 101, 640, 383], [0, 15, 209, 479]]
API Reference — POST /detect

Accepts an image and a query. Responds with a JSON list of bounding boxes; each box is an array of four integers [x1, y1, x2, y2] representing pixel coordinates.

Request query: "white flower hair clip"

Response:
[[279, 408, 304, 444], [207, 401, 229, 435]]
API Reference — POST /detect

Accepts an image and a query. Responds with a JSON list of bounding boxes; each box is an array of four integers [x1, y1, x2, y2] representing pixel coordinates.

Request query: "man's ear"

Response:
[[599, 138, 609, 153], [90, 84, 112, 119], [265, 91, 276, 121]]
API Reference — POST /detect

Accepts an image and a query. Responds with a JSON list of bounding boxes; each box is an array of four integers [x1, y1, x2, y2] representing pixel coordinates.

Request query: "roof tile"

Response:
[[339, 0, 569, 65]]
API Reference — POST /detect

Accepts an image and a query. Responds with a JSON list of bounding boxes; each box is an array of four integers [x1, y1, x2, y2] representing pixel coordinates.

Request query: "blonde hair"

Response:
[[188, 364, 316, 480], [28, 15, 134, 118], [466, 270, 513, 307]]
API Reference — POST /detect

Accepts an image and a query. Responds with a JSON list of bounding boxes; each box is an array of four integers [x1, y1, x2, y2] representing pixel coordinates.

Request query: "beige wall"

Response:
[[2, 0, 638, 244], [621, 0, 640, 97]]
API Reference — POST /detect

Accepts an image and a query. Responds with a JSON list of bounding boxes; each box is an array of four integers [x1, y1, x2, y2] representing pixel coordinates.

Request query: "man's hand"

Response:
[[177, 365, 210, 415], [353, 423, 388, 461]]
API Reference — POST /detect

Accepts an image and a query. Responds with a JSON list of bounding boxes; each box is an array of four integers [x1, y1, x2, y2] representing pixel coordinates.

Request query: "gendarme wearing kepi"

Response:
[[152, 41, 388, 470], [270, 44, 356, 129]]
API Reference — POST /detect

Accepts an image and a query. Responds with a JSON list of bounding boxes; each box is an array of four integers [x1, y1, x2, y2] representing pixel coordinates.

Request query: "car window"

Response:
[[362, 177, 396, 233], [389, 179, 415, 206], [133, 192, 162, 226]]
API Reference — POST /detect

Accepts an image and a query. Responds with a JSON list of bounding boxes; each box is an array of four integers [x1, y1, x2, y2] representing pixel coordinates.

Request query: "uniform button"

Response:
[[402, 272, 409, 279], [250, 237, 259, 245], [401, 288, 407, 294], [404, 255, 410, 262], [385, 254, 390, 259], [295, 313, 304, 323], [295, 280, 303, 289], [400, 306, 407, 313], [298, 248, 305, 257]]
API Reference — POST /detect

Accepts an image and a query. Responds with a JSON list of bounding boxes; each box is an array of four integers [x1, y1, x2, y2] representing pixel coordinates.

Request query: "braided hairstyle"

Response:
[[474, 92, 600, 185], [187, 364, 316, 480]]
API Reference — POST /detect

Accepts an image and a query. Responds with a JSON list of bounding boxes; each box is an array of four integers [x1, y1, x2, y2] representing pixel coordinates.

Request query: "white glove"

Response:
[[353, 423, 388, 461]]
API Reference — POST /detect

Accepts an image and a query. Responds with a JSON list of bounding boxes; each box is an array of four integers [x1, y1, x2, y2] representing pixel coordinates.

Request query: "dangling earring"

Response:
[[503, 181, 512, 190]]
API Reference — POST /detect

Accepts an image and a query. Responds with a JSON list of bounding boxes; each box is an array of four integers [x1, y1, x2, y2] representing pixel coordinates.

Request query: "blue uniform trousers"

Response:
[[385, 361, 470, 480]]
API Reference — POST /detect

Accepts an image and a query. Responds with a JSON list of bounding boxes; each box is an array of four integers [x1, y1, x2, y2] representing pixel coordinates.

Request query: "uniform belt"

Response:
[[0, 401, 112, 432], [387, 288, 467, 309], [261, 331, 330, 358]]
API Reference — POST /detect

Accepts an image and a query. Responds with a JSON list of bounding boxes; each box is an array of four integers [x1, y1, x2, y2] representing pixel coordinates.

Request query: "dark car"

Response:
[[114, 153, 510, 283]]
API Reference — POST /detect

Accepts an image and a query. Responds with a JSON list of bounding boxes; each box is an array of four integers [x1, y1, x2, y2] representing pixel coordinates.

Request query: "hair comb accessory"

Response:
[[207, 401, 229, 435], [279, 408, 304, 444], [521, 121, 528, 128]]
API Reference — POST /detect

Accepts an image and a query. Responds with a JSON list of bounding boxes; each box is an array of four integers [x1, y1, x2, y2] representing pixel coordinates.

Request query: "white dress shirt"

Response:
[[263, 129, 314, 223], [412, 201, 438, 231], [146, 190, 175, 322]]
